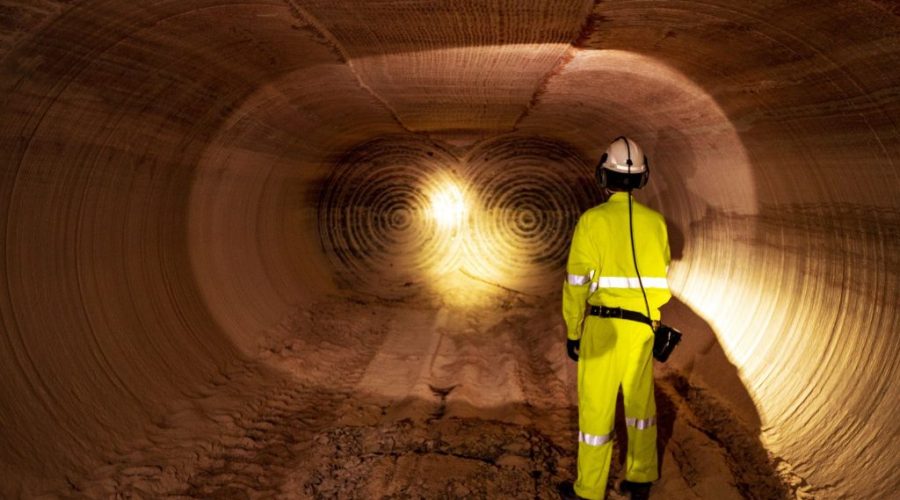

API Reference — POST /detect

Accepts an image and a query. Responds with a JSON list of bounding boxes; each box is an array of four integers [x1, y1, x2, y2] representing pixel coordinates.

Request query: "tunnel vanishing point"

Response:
[[1, 1, 898, 498]]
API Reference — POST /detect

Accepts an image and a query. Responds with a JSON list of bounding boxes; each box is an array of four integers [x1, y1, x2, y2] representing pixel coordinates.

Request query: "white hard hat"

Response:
[[602, 137, 647, 173], [596, 136, 650, 190]]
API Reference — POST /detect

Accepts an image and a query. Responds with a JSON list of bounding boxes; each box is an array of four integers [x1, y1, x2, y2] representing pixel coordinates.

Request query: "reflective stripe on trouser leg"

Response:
[[579, 430, 614, 446], [625, 416, 657, 430], [575, 316, 619, 500], [621, 322, 659, 483], [576, 435, 613, 500]]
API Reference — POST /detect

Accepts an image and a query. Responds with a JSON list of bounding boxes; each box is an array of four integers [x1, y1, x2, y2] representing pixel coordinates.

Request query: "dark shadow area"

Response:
[[657, 297, 788, 498], [661, 298, 762, 430]]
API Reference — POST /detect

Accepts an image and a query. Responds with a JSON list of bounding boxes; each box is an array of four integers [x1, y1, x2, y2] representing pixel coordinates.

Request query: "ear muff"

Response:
[[595, 138, 651, 191], [595, 152, 609, 188], [637, 155, 650, 189]]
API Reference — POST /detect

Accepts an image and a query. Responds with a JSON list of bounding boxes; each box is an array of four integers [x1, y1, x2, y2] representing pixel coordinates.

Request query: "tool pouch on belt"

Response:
[[590, 306, 682, 362], [652, 324, 682, 362]]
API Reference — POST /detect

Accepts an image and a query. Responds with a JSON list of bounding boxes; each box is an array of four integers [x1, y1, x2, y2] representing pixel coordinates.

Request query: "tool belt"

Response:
[[588, 305, 682, 362]]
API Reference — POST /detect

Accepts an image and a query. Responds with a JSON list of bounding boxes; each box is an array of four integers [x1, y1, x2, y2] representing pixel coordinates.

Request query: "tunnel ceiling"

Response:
[[1, 0, 899, 498]]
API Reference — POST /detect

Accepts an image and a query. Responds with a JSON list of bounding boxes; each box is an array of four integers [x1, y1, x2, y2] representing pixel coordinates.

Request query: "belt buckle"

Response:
[[604, 307, 623, 318]]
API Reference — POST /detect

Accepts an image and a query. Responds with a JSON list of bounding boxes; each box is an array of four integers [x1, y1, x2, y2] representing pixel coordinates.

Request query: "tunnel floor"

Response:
[[68, 294, 805, 499]]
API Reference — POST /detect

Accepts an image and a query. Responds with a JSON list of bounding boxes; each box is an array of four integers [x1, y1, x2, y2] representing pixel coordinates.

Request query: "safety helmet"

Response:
[[595, 136, 650, 191]]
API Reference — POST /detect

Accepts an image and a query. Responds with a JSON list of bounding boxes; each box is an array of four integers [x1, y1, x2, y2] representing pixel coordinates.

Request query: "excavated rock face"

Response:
[[1, 1, 898, 498]]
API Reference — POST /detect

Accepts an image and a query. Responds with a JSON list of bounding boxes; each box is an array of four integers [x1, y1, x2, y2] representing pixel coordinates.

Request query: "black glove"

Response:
[[566, 338, 580, 362]]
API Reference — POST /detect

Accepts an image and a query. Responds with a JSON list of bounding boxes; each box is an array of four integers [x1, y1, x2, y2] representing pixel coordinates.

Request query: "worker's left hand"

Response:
[[566, 338, 580, 362]]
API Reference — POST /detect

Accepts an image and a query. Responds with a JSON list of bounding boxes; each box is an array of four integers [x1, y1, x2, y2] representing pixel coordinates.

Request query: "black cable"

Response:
[[628, 192, 653, 321], [622, 138, 653, 322]]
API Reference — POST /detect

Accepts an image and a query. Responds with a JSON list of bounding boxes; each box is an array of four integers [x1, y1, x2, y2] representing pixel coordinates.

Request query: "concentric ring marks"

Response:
[[317, 135, 600, 298]]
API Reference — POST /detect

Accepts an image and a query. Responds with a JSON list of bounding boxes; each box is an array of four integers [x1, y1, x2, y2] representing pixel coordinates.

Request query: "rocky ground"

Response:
[[69, 292, 809, 499]]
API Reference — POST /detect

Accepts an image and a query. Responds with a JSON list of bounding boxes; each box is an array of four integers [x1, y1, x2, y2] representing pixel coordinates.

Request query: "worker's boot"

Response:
[[619, 480, 651, 499], [556, 481, 589, 500]]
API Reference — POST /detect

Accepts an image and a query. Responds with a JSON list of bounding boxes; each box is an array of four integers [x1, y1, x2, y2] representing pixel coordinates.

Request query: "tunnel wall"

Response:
[[0, 1, 333, 493], [187, 64, 407, 350], [1, 1, 898, 498]]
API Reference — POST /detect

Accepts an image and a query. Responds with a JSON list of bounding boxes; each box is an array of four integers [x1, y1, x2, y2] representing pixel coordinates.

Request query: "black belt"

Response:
[[589, 305, 653, 327]]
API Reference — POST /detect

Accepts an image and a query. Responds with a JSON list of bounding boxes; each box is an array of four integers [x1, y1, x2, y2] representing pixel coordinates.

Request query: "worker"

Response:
[[558, 137, 672, 500]]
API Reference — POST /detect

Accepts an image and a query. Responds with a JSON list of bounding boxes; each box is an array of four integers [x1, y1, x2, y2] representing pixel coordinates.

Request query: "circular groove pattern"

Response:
[[317, 136, 466, 296], [0, 2, 898, 498], [461, 136, 599, 292], [318, 134, 600, 298]]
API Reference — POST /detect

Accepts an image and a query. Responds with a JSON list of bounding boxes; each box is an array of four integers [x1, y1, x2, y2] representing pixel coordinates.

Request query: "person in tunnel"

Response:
[[559, 137, 672, 500]]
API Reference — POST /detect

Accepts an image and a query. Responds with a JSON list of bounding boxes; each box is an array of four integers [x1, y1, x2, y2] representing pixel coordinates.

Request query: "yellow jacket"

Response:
[[563, 192, 671, 340]]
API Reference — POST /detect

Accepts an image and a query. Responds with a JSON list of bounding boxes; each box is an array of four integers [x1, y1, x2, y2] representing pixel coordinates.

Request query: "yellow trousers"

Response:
[[574, 315, 658, 499]]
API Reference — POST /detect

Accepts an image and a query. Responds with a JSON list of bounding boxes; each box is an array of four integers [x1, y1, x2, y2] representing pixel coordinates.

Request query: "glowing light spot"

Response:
[[429, 181, 468, 230]]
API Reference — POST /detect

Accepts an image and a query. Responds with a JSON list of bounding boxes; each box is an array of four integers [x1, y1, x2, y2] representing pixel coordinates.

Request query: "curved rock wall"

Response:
[[0, 1, 897, 497]]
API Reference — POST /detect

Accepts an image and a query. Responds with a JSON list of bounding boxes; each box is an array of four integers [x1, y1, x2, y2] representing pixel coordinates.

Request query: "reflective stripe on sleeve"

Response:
[[625, 416, 657, 430], [579, 430, 614, 446], [597, 276, 668, 289], [567, 270, 594, 286]]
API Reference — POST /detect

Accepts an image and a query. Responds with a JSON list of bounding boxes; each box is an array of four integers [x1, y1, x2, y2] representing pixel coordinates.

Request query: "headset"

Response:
[[595, 136, 650, 191]]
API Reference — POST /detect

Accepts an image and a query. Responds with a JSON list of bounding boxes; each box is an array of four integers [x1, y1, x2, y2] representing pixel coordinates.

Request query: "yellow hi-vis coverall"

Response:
[[563, 192, 671, 500]]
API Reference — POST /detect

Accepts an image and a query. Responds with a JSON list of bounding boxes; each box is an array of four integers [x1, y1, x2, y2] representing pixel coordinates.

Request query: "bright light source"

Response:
[[429, 181, 467, 229]]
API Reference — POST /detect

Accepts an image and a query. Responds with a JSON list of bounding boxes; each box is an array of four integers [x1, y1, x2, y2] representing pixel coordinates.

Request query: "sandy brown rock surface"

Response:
[[0, 1, 898, 498], [65, 294, 805, 499]]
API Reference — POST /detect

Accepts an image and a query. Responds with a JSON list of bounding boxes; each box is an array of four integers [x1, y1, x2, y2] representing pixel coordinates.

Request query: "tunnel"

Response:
[[1, 1, 898, 498]]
